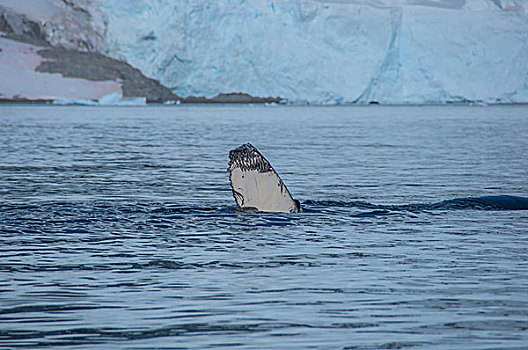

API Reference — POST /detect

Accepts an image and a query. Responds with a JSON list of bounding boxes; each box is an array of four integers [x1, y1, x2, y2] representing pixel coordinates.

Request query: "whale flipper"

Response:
[[228, 143, 301, 213]]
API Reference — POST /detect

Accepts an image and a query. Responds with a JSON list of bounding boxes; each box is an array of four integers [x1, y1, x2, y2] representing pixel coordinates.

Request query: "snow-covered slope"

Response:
[[2, 0, 528, 104], [0, 37, 121, 101], [0, 1, 179, 103]]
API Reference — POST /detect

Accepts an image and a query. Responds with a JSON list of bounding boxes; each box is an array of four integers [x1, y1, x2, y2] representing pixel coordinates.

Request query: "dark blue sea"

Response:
[[1, 105, 527, 349]]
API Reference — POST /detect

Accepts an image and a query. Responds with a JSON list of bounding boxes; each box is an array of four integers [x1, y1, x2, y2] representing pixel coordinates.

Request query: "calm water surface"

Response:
[[0, 105, 527, 349]]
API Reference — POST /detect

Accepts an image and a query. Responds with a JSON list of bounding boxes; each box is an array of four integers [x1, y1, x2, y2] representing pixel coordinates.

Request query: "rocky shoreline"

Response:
[[0, 93, 285, 105]]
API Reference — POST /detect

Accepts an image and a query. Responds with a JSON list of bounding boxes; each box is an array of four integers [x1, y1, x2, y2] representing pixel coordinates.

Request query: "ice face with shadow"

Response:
[[1, 0, 527, 104], [96, 0, 528, 104]]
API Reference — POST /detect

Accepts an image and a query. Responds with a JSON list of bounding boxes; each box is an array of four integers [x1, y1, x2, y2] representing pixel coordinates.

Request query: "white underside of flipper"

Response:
[[228, 143, 301, 213]]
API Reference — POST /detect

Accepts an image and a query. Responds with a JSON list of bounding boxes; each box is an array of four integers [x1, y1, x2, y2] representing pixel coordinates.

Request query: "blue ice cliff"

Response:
[[1, 0, 528, 104]]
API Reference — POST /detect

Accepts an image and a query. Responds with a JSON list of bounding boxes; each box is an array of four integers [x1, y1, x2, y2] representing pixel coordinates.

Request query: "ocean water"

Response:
[[0, 104, 527, 349]]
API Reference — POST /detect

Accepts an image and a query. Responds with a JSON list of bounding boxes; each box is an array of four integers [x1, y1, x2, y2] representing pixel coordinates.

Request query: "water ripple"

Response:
[[1, 105, 527, 349]]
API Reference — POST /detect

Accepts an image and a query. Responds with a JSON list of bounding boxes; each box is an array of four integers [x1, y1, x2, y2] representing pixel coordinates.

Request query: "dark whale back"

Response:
[[303, 195, 528, 212], [430, 195, 528, 210], [447, 195, 528, 210]]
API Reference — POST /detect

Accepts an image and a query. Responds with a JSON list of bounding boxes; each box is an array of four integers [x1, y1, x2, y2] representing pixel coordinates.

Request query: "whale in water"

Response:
[[228, 143, 528, 213], [228, 143, 301, 213]]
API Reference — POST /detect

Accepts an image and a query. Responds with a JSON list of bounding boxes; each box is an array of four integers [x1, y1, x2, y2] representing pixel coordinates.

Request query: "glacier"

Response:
[[2, 0, 528, 104], [96, 0, 528, 104]]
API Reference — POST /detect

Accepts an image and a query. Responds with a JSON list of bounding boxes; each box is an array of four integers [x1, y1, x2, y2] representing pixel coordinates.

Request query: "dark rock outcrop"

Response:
[[0, 5, 48, 46], [36, 48, 181, 103], [183, 93, 283, 104]]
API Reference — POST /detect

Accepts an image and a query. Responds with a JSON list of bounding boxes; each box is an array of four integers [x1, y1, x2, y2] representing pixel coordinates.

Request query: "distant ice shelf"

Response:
[[1, 0, 528, 104], [96, 0, 528, 104]]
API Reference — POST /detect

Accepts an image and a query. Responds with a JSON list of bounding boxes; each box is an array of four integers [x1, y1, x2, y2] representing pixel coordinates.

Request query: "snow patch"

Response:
[[53, 92, 146, 106], [0, 37, 121, 100]]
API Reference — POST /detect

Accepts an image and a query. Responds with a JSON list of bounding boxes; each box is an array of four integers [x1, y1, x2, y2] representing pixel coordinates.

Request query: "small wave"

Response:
[[430, 195, 528, 210], [303, 195, 528, 211]]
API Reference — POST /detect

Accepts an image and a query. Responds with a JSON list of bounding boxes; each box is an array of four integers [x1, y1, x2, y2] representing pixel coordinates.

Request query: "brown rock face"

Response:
[[183, 93, 283, 104], [0, 5, 48, 46]]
